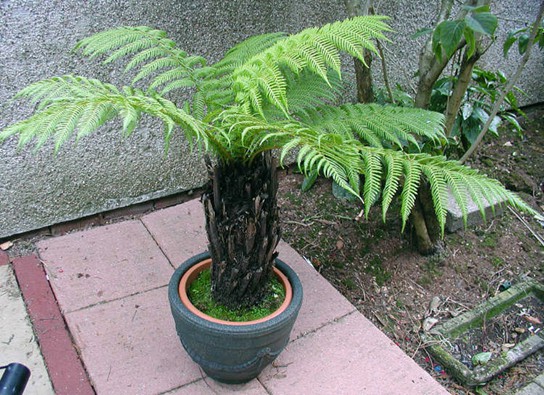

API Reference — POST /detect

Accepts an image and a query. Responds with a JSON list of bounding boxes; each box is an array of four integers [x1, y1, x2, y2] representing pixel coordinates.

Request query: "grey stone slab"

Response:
[[445, 188, 507, 233], [535, 373, 544, 388], [37, 220, 174, 313], [0, 265, 54, 395], [515, 382, 544, 395]]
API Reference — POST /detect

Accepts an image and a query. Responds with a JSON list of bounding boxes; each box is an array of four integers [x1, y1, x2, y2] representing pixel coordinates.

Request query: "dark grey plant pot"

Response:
[[168, 251, 303, 384]]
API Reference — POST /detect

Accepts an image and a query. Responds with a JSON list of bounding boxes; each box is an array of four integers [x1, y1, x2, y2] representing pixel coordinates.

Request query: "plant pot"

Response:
[[168, 251, 303, 384]]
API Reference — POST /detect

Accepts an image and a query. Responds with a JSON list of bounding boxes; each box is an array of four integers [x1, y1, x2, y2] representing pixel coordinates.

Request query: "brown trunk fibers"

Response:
[[202, 152, 281, 309]]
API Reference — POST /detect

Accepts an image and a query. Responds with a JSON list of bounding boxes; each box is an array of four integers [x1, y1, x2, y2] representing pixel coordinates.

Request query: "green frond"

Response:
[[381, 153, 403, 221], [232, 16, 391, 116], [214, 32, 288, 72], [74, 26, 168, 58], [0, 76, 210, 154], [132, 57, 180, 84], [283, 70, 343, 114], [75, 26, 207, 94], [400, 158, 422, 232], [298, 103, 445, 149], [361, 151, 382, 217]]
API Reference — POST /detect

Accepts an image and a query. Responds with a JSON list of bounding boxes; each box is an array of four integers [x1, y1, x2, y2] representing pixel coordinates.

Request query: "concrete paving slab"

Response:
[[165, 378, 269, 394], [0, 265, 54, 395], [37, 220, 174, 313], [0, 250, 9, 266], [141, 199, 208, 266], [259, 311, 449, 395], [65, 287, 200, 395], [275, 240, 357, 338]]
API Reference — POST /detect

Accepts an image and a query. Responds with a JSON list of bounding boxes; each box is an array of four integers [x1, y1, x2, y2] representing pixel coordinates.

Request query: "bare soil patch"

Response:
[[278, 106, 544, 394]]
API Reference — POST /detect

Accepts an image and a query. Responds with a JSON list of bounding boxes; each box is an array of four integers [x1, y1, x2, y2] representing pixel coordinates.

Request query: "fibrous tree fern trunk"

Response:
[[202, 152, 281, 309], [344, 0, 375, 103], [410, 181, 442, 255]]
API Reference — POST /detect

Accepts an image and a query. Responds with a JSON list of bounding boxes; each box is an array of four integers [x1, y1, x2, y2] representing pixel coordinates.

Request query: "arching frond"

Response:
[[74, 26, 207, 93], [232, 16, 391, 116], [381, 153, 404, 221], [297, 103, 445, 149], [0, 76, 212, 154]]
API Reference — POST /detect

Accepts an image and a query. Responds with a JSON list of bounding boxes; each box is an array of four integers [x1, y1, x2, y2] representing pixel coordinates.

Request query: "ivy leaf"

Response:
[[472, 352, 492, 366], [432, 23, 443, 60], [462, 4, 491, 13], [465, 13, 497, 36], [464, 28, 476, 58], [411, 28, 433, 39], [301, 169, 318, 192], [438, 20, 466, 58], [518, 33, 530, 54]]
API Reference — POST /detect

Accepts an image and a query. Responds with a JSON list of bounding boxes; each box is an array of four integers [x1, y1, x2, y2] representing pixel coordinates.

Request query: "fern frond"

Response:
[[213, 32, 288, 73], [399, 158, 422, 231], [298, 103, 445, 149], [381, 153, 403, 221], [361, 151, 382, 217], [421, 161, 449, 235], [0, 76, 211, 154], [75, 26, 207, 93], [232, 16, 391, 116]]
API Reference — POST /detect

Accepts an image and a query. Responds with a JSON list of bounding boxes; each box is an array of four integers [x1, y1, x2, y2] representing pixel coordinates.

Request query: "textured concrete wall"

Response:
[[1, 0, 542, 238]]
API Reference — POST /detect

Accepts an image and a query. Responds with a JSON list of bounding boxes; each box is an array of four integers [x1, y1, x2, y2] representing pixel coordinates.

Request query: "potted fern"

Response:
[[0, 16, 533, 383]]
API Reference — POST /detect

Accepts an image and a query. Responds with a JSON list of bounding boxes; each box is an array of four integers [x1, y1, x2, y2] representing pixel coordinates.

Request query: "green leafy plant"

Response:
[[430, 5, 497, 60], [0, 16, 534, 308], [503, 21, 544, 57], [429, 67, 525, 155]]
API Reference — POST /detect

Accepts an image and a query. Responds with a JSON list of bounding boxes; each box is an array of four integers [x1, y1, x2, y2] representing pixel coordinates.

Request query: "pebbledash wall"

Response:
[[0, 0, 542, 239]]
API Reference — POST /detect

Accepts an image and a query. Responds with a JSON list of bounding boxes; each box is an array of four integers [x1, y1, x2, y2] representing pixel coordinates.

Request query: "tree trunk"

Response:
[[410, 182, 441, 255], [344, 0, 375, 103], [354, 50, 374, 103], [444, 49, 482, 137], [202, 152, 281, 309]]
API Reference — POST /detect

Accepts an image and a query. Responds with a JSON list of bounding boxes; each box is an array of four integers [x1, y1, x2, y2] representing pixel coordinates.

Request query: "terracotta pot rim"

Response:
[[178, 258, 293, 326]]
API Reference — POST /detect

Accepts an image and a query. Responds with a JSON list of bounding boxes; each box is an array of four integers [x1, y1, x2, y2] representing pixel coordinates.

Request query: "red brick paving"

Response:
[[12, 255, 94, 395]]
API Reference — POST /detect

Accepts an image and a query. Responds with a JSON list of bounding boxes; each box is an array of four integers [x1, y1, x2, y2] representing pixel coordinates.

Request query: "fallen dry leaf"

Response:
[[428, 296, 441, 315], [523, 315, 542, 325], [422, 317, 439, 332], [502, 343, 516, 352], [0, 241, 13, 251]]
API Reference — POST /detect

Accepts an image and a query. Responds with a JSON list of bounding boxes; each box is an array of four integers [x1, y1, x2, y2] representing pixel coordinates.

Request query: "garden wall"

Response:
[[0, 0, 542, 238]]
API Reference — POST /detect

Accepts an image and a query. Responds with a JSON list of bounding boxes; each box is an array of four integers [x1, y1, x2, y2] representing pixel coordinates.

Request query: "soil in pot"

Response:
[[187, 264, 286, 322]]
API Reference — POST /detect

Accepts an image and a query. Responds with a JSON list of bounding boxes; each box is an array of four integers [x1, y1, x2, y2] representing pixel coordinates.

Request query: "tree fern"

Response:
[[1, 16, 537, 239]]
